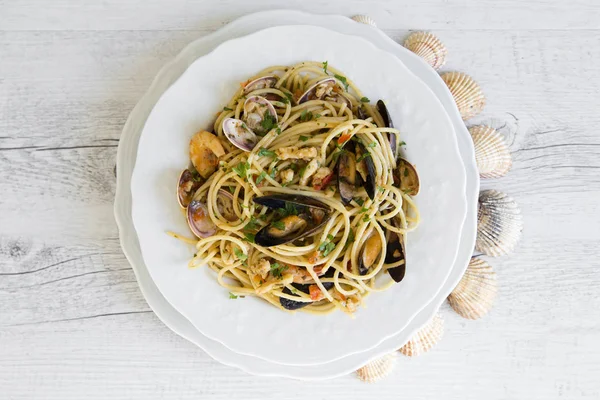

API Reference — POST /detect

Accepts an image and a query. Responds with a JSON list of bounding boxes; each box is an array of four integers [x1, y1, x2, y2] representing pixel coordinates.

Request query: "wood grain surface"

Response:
[[1, 1, 599, 399]]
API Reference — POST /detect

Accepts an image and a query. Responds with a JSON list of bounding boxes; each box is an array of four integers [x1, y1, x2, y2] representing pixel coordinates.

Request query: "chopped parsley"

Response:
[[347, 229, 355, 245], [270, 262, 288, 279], [229, 292, 238, 299], [353, 197, 364, 206], [404, 168, 409, 177], [298, 164, 308, 178], [258, 147, 276, 158], [398, 141, 406, 147], [322, 61, 329, 74], [300, 109, 314, 122], [261, 111, 277, 132], [272, 220, 286, 230], [357, 152, 371, 162], [284, 91, 294, 104], [234, 248, 248, 261], [223, 106, 233, 111], [244, 217, 259, 232], [275, 126, 282, 135], [299, 135, 309, 142], [362, 214, 370, 222], [277, 203, 298, 218], [243, 232, 256, 243], [233, 162, 250, 178], [368, 142, 377, 148], [314, 113, 322, 119], [318, 240, 336, 257], [378, 186, 385, 193], [334, 74, 349, 91], [256, 171, 267, 184], [269, 167, 278, 180], [360, 97, 370, 103], [360, 206, 369, 213], [327, 234, 334, 241]]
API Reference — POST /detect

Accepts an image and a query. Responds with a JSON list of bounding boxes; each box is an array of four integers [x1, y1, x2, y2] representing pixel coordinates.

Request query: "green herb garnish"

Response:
[[404, 168, 409, 177], [256, 171, 267, 184], [360, 97, 370, 103], [229, 292, 238, 299], [234, 248, 248, 261], [223, 106, 233, 111], [334, 74, 349, 91], [299, 135, 309, 142], [272, 220, 286, 230], [357, 152, 371, 162], [322, 61, 329, 74], [368, 142, 377, 148], [362, 215, 370, 222], [243, 232, 256, 243], [258, 148, 276, 158], [318, 241, 336, 257], [261, 111, 277, 132], [276, 126, 282, 135], [353, 197, 364, 206], [300, 109, 314, 122], [270, 262, 288, 279], [243, 217, 259, 232], [360, 207, 369, 213], [233, 162, 250, 178]]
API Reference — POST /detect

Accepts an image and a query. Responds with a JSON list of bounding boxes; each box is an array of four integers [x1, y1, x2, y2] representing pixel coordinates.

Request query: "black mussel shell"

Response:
[[385, 230, 406, 283], [376, 100, 397, 158], [356, 142, 377, 200], [280, 268, 335, 310]]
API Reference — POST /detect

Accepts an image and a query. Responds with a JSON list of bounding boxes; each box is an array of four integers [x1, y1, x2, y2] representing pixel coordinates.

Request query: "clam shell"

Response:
[[448, 257, 497, 319], [398, 313, 444, 357], [470, 125, 512, 178], [441, 72, 486, 120], [351, 15, 377, 27], [404, 32, 447, 70], [477, 190, 523, 256], [356, 353, 395, 383]]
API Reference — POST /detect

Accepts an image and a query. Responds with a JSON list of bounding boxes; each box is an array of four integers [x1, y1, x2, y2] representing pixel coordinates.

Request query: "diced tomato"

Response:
[[309, 285, 324, 301], [337, 132, 352, 145], [240, 79, 251, 88], [312, 172, 335, 190], [308, 251, 320, 264], [313, 265, 324, 275]]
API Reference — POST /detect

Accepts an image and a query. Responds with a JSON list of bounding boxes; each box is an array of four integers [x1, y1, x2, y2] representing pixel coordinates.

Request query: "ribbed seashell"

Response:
[[404, 32, 447, 70], [356, 353, 395, 383], [351, 15, 377, 27], [470, 125, 513, 179], [448, 257, 497, 319], [477, 190, 523, 256], [398, 313, 444, 357], [441, 72, 486, 120]]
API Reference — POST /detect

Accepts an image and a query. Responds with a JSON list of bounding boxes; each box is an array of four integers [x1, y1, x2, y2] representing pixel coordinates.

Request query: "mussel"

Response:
[[253, 194, 331, 247], [187, 199, 217, 238], [222, 118, 259, 152], [280, 267, 335, 310], [337, 151, 356, 205], [189, 130, 226, 179], [243, 96, 278, 135], [177, 169, 202, 208], [385, 230, 406, 283], [216, 189, 238, 222], [376, 100, 397, 159], [397, 158, 420, 196], [243, 76, 278, 95], [298, 78, 351, 106], [358, 233, 383, 275], [356, 142, 377, 200]]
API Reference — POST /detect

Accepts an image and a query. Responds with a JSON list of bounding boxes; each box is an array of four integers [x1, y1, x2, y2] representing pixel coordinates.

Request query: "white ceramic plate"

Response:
[[130, 24, 467, 366], [115, 11, 479, 378]]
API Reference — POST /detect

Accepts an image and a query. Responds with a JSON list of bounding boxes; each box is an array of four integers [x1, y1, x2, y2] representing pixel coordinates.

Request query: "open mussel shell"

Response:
[[356, 142, 377, 200], [337, 151, 356, 205], [177, 169, 202, 208], [243, 96, 278, 135], [376, 99, 397, 158], [280, 268, 335, 310], [358, 234, 383, 275], [397, 158, 420, 196], [243, 75, 278, 95], [187, 200, 217, 238], [253, 194, 331, 247], [216, 189, 237, 222], [222, 117, 259, 152], [385, 230, 406, 283]]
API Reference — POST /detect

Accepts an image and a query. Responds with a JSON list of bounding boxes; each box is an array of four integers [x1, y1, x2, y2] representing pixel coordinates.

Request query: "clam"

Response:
[[403, 32, 447, 70], [189, 130, 226, 179], [243, 96, 278, 135], [337, 151, 357, 205], [243, 75, 278, 95], [358, 233, 383, 275], [177, 169, 202, 208], [222, 118, 259, 152], [384, 230, 406, 283], [356, 354, 396, 383], [216, 189, 237, 222], [253, 194, 331, 247], [441, 72, 486, 120], [298, 77, 350, 105], [448, 257, 497, 320], [376, 100, 397, 158], [187, 200, 217, 238], [397, 158, 420, 196], [477, 190, 523, 256], [469, 125, 512, 179], [398, 313, 444, 357], [280, 268, 335, 310], [356, 142, 377, 200]]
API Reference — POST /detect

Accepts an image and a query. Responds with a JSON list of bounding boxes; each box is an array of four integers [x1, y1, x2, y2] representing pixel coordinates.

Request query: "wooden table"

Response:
[[1, 1, 599, 398]]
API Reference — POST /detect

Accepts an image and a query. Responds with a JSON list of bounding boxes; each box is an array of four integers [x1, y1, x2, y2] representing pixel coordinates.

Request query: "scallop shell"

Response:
[[351, 15, 377, 27], [441, 72, 486, 120], [470, 125, 513, 178], [398, 313, 444, 357], [356, 353, 395, 383], [404, 32, 447, 70], [448, 257, 497, 319], [477, 190, 523, 256]]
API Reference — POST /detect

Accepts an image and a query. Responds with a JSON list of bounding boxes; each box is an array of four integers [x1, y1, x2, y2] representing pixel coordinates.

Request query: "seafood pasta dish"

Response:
[[172, 61, 420, 315]]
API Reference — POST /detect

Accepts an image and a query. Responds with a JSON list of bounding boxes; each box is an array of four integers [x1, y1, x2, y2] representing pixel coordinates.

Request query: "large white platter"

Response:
[[130, 24, 467, 366]]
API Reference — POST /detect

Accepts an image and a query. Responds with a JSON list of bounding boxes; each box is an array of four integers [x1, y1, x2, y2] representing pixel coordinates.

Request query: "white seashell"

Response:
[[477, 190, 523, 256], [356, 353, 396, 383], [399, 313, 444, 357], [448, 257, 497, 319], [404, 32, 447, 70], [441, 72, 486, 120], [351, 15, 377, 27], [469, 125, 513, 179]]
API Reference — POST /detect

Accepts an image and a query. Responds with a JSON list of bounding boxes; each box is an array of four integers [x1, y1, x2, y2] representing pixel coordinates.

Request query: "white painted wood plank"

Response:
[[1, 0, 599, 31], [1, 12, 600, 400]]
